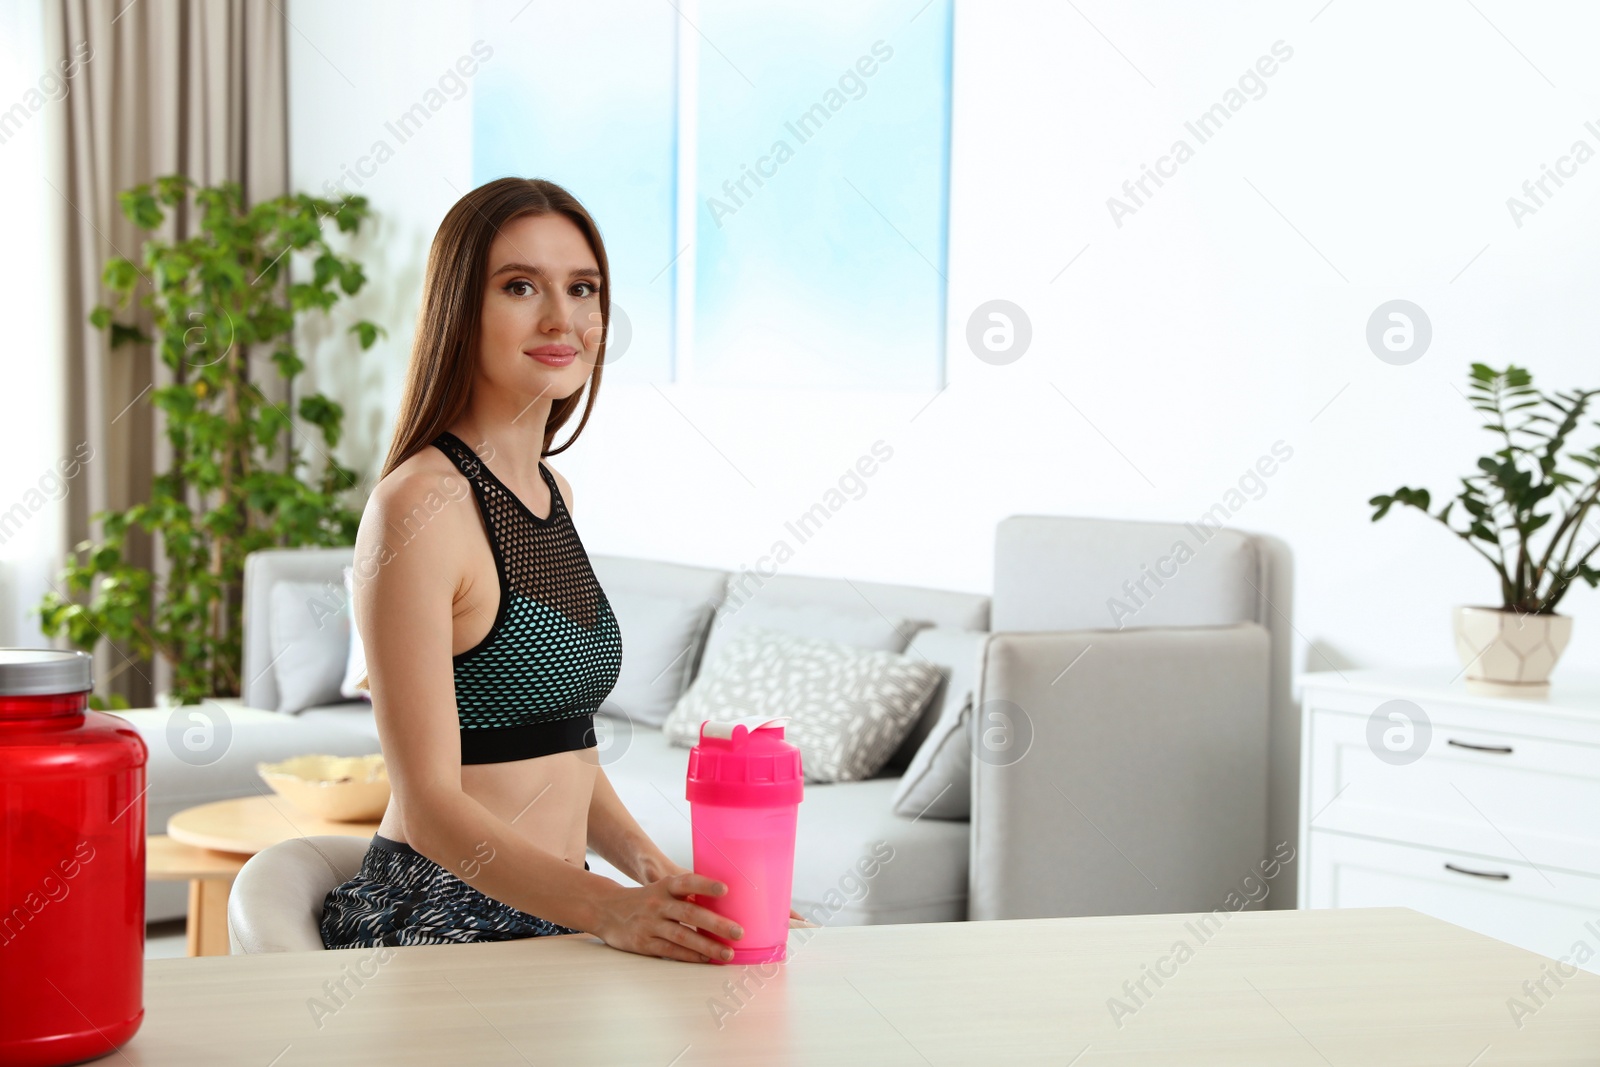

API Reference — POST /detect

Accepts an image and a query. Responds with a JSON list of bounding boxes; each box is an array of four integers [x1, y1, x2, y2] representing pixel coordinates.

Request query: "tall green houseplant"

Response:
[[36, 174, 386, 706]]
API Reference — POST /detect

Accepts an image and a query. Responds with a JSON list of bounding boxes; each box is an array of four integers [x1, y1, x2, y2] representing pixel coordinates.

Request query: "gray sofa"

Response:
[[136, 514, 1294, 927]]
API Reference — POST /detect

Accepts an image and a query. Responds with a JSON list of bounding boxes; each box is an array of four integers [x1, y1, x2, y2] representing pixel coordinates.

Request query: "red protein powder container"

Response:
[[0, 649, 146, 1065]]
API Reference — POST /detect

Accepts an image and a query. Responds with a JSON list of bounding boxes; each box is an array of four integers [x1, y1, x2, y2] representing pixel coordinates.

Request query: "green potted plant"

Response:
[[1370, 363, 1599, 686], [34, 174, 385, 707]]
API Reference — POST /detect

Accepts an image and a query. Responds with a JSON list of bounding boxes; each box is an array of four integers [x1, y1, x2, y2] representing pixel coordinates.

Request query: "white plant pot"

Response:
[[1453, 605, 1573, 686]]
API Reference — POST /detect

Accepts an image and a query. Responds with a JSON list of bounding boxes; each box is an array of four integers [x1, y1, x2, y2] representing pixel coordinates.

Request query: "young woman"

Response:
[[319, 177, 798, 961]]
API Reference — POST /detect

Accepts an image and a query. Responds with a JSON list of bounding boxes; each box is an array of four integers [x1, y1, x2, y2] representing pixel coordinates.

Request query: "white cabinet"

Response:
[[1299, 668, 1600, 973]]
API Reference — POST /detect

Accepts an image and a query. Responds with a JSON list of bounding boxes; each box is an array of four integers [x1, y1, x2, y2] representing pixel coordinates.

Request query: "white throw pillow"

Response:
[[338, 565, 370, 701], [597, 590, 713, 727], [268, 578, 352, 714], [661, 625, 942, 784]]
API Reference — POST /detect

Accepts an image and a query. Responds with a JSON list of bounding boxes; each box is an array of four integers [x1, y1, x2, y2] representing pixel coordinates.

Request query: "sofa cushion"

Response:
[[589, 727, 967, 925], [883, 626, 987, 773], [993, 516, 1260, 631], [892, 693, 973, 821], [242, 547, 358, 715], [598, 590, 713, 727], [296, 701, 381, 742], [662, 626, 941, 783], [269, 579, 352, 714], [698, 597, 922, 675]]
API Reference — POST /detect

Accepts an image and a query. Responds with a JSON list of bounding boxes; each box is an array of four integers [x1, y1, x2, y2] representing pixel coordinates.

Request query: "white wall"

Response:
[[0, 0, 68, 648], [287, 0, 1600, 682]]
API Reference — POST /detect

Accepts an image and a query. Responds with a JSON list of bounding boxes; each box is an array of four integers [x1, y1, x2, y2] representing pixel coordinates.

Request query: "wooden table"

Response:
[[148, 794, 379, 957], [144, 835, 250, 957], [114, 907, 1598, 1064]]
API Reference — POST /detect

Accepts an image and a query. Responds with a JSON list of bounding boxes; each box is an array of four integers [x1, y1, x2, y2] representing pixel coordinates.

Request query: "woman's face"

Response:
[[476, 212, 604, 404]]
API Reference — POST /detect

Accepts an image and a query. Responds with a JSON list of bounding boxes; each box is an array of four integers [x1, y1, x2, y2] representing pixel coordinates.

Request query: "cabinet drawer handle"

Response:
[[1447, 739, 1514, 755], [1444, 862, 1511, 881]]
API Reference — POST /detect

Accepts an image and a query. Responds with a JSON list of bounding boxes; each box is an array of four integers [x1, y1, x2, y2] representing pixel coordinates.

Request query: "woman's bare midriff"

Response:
[[375, 749, 596, 872], [374, 445, 595, 874]]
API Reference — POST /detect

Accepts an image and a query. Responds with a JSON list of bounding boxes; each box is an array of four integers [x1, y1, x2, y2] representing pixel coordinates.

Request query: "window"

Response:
[[472, 0, 952, 390]]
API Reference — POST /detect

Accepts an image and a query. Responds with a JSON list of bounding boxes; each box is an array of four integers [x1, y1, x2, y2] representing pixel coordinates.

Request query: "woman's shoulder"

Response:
[[359, 446, 480, 549], [375, 442, 474, 503]]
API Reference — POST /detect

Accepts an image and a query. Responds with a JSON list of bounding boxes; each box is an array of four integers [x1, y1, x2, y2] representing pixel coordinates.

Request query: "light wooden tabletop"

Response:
[[114, 907, 1598, 1065], [166, 793, 379, 855], [144, 834, 251, 880]]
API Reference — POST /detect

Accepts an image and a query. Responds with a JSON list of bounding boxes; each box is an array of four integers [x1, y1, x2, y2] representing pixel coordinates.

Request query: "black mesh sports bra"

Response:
[[432, 430, 623, 764]]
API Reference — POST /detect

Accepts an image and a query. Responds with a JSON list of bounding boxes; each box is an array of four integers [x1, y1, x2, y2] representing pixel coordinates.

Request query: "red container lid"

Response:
[[685, 716, 804, 807]]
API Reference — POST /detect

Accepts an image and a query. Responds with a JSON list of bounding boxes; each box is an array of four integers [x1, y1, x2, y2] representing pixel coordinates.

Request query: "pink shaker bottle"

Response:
[[685, 716, 804, 964]]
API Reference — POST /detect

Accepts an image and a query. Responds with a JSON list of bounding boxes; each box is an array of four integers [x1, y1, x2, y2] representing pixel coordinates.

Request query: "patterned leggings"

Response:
[[320, 832, 588, 949]]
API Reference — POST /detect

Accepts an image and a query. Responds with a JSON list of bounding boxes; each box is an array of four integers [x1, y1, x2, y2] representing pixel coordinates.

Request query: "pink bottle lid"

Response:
[[686, 716, 804, 807]]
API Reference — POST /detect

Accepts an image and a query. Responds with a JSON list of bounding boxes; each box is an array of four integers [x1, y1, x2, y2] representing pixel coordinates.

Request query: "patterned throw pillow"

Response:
[[661, 625, 943, 784]]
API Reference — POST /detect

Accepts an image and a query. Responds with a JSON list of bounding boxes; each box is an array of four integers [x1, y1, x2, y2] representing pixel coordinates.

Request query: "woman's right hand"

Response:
[[590, 872, 745, 964]]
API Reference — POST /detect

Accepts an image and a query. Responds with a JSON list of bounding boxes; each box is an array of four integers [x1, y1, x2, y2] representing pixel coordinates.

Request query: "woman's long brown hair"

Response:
[[377, 177, 612, 481]]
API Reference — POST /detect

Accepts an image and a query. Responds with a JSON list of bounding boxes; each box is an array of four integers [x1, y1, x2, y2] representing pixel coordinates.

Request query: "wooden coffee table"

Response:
[[147, 794, 379, 957]]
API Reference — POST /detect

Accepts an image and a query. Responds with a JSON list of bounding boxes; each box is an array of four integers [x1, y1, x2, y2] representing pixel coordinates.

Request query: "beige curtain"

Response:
[[45, 0, 288, 706]]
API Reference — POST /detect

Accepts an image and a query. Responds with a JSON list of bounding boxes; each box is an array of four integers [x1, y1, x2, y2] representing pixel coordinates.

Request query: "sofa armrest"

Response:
[[241, 547, 357, 712], [968, 621, 1271, 920]]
